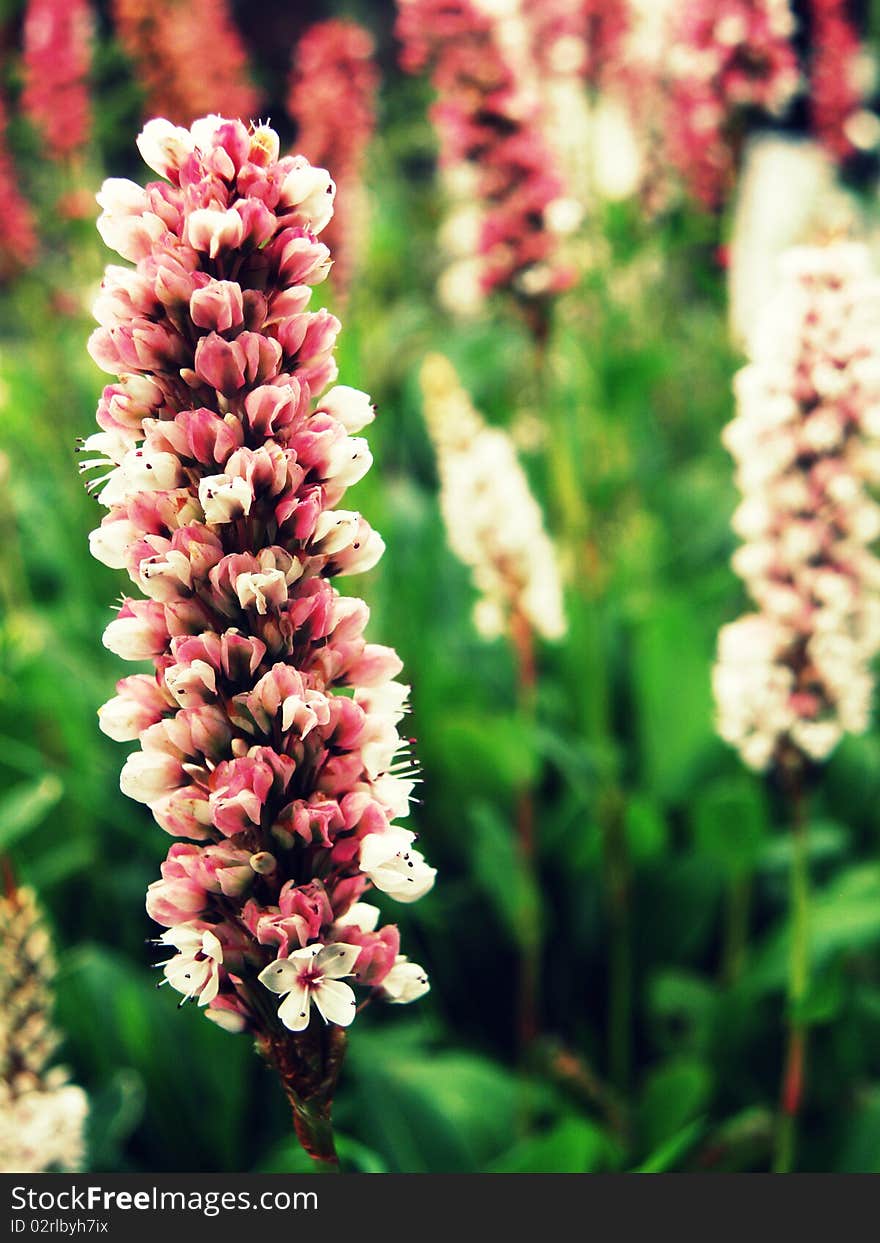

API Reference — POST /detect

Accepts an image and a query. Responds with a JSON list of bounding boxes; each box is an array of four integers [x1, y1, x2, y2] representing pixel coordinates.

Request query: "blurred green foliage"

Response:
[[1, 0, 880, 1175]]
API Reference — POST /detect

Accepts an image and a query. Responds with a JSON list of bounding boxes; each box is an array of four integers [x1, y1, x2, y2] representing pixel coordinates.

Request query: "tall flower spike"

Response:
[[0, 93, 37, 282], [714, 243, 880, 772], [396, 0, 573, 327], [420, 353, 566, 643], [665, 0, 800, 209], [806, 0, 879, 162], [21, 0, 93, 163], [287, 20, 379, 299], [0, 881, 88, 1173], [85, 116, 434, 1167], [112, 0, 261, 125]]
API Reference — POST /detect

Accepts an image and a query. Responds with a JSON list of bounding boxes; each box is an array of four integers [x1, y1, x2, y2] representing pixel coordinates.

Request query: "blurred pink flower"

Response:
[[112, 0, 261, 124], [0, 94, 37, 281], [396, 0, 573, 317], [21, 0, 93, 162], [806, 0, 873, 161], [666, 0, 800, 209], [287, 20, 379, 297]]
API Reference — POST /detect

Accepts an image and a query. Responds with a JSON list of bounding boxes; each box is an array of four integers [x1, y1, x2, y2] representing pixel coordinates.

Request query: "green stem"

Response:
[[289, 1095, 340, 1173], [512, 611, 539, 1057], [773, 781, 810, 1173], [258, 1025, 346, 1172]]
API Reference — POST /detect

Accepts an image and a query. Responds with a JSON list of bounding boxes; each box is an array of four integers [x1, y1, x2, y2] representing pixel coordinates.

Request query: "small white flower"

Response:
[[98, 448, 182, 507], [332, 902, 381, 933], [199, 474, 254, 524], [119, 748, 181, 804], [359, 829, 436, 903], [319, 386, 376, 433], [137, 118, 196, 179], [381, 956, 430, 1004], [159, 925, 223, 1007], [89, 518, 139, 570], [234, 569, 289, 614], [257, 943, 361, 1032]]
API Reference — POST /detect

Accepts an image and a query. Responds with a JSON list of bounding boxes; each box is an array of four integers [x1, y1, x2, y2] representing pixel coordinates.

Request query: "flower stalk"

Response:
[[0, 873, 89, 1173], [287, 20, 379, 300], [774, 757, 811, 1173], [714, 241, 880, 1170], [84, 115, 435, 1166], [420, 354, 565, 1055]]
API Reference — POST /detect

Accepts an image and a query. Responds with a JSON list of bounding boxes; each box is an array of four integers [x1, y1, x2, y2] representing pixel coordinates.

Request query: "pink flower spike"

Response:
[[85, 116, 434, 1164]]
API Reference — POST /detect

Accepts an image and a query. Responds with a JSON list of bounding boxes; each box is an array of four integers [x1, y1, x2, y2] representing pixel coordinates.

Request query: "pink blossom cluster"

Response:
[[84, 117, 433, 1079], [112, 0, 261, 125], [665, 0, 800, 208], [580, 0, 631, 88], [396, 0, 571, 306], [287, 20, 379, 298], [0, 94, 37, 281], [21, 0, 93, 162], [519, 0, 630, 86], [714, 244, 880, 771], [806, 0, 871, 161]]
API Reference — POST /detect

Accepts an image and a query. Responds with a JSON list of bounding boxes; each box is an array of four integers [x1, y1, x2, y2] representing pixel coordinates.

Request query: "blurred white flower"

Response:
[[715, 243, 880, 770], [728, 134, 858, 349], [420, 353, 566, 643], [0, 885, 88, 1173]]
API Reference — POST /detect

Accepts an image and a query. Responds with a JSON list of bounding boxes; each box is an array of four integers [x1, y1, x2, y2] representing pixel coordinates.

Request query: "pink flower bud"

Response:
[[103, 599, 168, 660], [189, 280, 245, 333], [98, 674, 170, 742]]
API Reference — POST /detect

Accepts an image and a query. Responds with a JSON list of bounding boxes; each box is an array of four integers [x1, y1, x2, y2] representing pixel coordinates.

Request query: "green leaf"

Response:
[[794, 969, 845, 1026], [748, 865, 880, 994], [85, 1070, 146, 1171], [489, 1117, 611, 1173], [836, 1087, 880, 1172], [639, 1059, 712, 1153], [347, 1036, 524, 1173], [758, 820, 850, 872], [633, 1119, 705, 1173], [629, 595, 715, 803], [625, 794, 668, 863], [57, 945, 254, 1172], [427, 711, 539, 799], [647, 970, 717, 1055], [691, 776, 768, 876], [470, 801, 541, 950], [0, 773, 63, 850]]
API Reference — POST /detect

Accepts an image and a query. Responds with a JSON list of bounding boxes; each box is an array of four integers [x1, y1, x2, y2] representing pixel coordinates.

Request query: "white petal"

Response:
[[334, 902, 380, 933], [199, 966, 220, 1007], [313, 979, 357, 1027], [316, 942, 361, 979], [359, 828, 415, 871], [278, 985, 312, 1032], [201, 929, 223, 964], [160, 924, 203, 952], [383, 958, 430, 1004], [257, 958, 301, 996], [288, 943, 322, 964]]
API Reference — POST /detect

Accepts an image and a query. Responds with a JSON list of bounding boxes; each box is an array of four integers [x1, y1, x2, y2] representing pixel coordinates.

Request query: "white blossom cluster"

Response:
[[714, 243, 880, 770], [420, 353, 566, 642], [0, 886, 88, 1172]]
